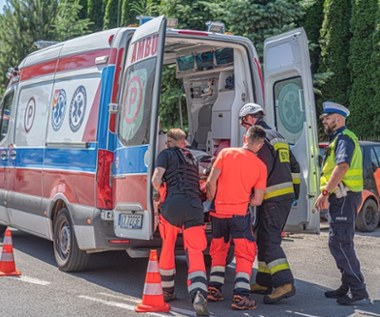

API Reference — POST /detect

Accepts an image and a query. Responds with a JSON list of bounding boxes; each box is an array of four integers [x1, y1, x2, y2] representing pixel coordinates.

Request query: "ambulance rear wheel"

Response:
[[356, 199, 379, 232], [53, 208, 90, 272]]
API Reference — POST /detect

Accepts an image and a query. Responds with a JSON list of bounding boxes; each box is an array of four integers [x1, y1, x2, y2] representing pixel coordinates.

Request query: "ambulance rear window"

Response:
[[215, 48, 233, 65]]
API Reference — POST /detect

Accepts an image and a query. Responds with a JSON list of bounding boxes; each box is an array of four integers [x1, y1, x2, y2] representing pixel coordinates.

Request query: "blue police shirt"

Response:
[[329, 127, 355, 166]]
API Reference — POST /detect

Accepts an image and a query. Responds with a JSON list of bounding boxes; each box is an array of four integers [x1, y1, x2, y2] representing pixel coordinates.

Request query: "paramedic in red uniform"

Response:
[[151, 128, 209, 316], [239, 103, 300, 304], [206, 125, 267, 310]]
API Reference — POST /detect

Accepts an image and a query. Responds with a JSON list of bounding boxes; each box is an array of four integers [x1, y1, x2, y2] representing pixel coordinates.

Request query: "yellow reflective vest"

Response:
[[320, 129, 363, 192]]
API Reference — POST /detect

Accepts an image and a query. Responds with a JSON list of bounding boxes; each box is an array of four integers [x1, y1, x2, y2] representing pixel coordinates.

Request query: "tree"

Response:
[[371, 9, 380, 137], [87, 0, 105, 31], [103, 0, 119, 29], [78, 0, 88, 19], [120, 0, 136, 26], [319, 0, 352, 105], [0, 0, 91, 93], [159, 0, 216, 31], [348, 0, 379, 137], [301, 0, 324, 74], [211, 0, 305, 58]]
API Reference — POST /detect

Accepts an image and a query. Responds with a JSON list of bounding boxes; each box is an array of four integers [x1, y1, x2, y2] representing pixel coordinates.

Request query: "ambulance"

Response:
[[0, 16, 320, 271]]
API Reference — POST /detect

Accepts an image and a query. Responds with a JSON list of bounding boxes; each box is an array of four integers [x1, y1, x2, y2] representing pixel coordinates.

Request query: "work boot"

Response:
[[324, 285, 349, 299], [250, 283, 272, 295], [337, 288, 369, 305], [193, 291, 209, 316], [263, 283, 296, 304], [207, 286, 224, 301], [231, 295, 257, 310]]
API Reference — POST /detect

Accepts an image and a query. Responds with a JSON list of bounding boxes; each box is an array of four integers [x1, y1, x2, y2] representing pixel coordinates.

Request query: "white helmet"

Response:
[[239, 103, 265, 118]]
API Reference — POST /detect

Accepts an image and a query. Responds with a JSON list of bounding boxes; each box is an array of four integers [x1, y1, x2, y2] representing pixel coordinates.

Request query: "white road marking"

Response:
[[353, 309, 380, 317], [17, 275, 50, 286], [286, 311, 324, 317], [79, 295, 192, 316]]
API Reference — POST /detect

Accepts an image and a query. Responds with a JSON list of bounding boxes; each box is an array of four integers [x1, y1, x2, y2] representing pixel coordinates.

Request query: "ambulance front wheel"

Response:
[[53, 208, 90, 272]]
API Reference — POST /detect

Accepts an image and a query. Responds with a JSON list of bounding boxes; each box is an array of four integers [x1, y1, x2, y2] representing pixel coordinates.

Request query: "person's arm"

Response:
[[250, 161, 267, 206], [151, 167, 166, 192], [315, 162, 349, 210], [315, 135, 353, 211], [206, 166, 221, 201], [250, 189, 265, 206]]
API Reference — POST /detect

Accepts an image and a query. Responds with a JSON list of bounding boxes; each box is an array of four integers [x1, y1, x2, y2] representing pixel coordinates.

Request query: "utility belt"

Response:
[[331, 182, 349, 199]]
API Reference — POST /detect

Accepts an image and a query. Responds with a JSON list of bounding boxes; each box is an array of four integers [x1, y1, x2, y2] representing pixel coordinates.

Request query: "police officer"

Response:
[[239, 103, 300, 304], [315, 101, 369, 305], [151, 128, 209, 316]]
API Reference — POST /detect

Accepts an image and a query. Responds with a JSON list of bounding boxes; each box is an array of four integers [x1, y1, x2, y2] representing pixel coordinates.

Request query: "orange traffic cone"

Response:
[[135, 249, 170, 313], [0, 228, 21, 276]]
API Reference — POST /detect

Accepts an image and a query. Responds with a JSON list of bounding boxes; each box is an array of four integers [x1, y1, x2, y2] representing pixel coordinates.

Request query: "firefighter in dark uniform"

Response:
[[315, 101, 369, 305], [239, 103, 300, 304], [151, 128, 209, 316]]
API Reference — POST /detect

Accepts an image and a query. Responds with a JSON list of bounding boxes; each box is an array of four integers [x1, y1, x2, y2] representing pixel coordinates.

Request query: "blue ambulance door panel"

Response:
[[263, 28, 320, 233], [0, 89, 15, 225], [114, 16, 167, 240]]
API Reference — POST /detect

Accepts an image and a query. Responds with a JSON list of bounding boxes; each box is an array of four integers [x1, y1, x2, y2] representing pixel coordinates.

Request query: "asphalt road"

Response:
[[0, 224, 379, 317]]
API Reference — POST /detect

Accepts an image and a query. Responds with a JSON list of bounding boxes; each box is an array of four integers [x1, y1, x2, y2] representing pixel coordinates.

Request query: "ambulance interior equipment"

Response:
[[162, 38, 249, 156]]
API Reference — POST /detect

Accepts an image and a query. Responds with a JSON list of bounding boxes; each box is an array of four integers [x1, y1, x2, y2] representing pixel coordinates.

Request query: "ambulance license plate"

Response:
[[119, 214, 143, 229]]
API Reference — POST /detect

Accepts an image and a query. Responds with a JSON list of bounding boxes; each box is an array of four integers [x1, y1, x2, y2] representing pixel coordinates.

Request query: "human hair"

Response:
[[167, 128, 186, 141], [246, 125, 266, 145]]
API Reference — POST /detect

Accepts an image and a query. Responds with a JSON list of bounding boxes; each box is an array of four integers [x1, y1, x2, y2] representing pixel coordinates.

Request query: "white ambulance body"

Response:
[[0, 16, 320, 271]]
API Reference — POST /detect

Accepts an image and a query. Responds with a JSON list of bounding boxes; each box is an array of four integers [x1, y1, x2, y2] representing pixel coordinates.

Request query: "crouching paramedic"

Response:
[[239, 103, 300, 304], [151, 128, 209, 316], [205, 126, 267, 310]]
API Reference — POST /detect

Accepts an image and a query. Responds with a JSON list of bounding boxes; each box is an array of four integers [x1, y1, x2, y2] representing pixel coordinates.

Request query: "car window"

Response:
[[371, 146, 380, 168]]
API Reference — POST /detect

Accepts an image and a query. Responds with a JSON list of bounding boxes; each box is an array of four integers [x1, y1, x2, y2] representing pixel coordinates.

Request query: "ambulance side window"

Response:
[[273, 76, 306, 145], [0, 91, 14, 142], [119, 58, 156, 146]]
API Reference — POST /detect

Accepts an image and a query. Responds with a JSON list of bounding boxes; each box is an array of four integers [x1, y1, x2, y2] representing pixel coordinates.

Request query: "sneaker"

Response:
[[263, 283, 296, 304], [207, 286, 224, 301], [250, 283, 272, 295], [163, 290, 176, 302], [324, 285, 349, 299], [193, 291, 209, 316], [231, 295, 257, 310], [337, 288, 369, 305]]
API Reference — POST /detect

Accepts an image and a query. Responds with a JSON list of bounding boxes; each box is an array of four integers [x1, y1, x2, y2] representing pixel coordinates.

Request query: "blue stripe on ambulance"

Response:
[[113, 145, 148, 175]]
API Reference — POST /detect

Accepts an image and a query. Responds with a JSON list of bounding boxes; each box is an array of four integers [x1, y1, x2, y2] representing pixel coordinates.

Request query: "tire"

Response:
[[356, 199, 380, 232], [53, 208, 90, 272], [0, 225, 6, 237]]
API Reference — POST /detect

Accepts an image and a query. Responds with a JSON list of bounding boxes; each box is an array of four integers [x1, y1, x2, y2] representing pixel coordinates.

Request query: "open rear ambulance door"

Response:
[[114, 16, 166, 240], [263, 28, 320, 233]]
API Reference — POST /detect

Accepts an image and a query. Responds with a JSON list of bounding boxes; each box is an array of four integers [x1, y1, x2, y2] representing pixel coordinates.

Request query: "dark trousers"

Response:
[[328, 192, 366, 291], [255, 199, 294, 288]]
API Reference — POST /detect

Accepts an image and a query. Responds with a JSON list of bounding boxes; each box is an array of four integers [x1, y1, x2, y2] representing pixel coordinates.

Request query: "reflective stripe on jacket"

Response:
[[320, 129, 363, 192]]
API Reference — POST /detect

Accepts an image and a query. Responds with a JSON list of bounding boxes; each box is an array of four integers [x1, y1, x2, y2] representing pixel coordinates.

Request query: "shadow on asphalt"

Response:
[[7, 229, 380, 317]]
